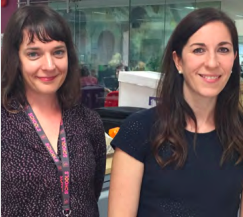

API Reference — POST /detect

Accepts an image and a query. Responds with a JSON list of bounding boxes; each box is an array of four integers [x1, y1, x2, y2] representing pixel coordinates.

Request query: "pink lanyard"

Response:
[[25, 105, 71, 216]]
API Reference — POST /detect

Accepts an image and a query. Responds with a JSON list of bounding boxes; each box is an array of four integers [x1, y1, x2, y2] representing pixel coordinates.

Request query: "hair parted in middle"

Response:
[[153, 7, 243, 168]]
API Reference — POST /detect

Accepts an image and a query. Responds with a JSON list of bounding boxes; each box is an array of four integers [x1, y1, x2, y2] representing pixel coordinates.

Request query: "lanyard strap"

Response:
[[24, 105, 71, 216]]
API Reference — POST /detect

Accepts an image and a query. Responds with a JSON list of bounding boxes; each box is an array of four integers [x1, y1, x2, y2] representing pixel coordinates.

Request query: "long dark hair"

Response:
[[1, 5, 80, 111], [154, 7, 243, 168]]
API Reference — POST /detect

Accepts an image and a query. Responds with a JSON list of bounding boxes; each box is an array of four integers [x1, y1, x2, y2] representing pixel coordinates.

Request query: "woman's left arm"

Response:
[[90, 114, 106, 201]]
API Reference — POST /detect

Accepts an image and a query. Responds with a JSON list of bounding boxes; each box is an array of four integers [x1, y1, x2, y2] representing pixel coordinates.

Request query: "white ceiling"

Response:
[[220, 0, 243, 20]]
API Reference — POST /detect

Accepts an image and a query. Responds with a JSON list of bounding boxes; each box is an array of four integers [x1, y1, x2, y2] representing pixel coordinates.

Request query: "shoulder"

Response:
[[118, 106, 157, 139], [1, 106, 11, 129], [1, 105, 24, 126], [1, 106, 27, 143], [68, 103, 105, 151], [65, 102, 103, 131], [111, 107, 157, 162], [65, 102, 101, 119], [1, 105, 8, 119], [1, 98, 28, 126], [120, 107, 157, 132], [77, 103, 102, 123]]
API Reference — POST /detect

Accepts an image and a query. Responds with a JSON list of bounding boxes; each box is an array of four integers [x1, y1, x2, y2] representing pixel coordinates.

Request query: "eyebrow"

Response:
[[25, 47, 40, 51], [189, 41, 233, 47], [218, 41, 233, 46], [25, 45, 66, 51]]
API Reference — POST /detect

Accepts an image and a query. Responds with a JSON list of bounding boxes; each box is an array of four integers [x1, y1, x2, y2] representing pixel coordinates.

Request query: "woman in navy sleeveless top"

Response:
[[108, 8, 243, 217]]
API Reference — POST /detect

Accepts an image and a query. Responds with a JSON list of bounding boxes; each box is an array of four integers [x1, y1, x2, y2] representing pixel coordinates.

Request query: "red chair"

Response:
[[1, 0, 8, 7], [104, 91, 119, 107]]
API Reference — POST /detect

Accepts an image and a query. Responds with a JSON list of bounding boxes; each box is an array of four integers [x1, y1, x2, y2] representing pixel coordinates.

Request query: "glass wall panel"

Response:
[[129, 0, 166, 71], [129, 0, 221, 72], [48, 1, 77, 38], [239, 37, 243, 71], [164, 0, 196, 52], [221, 0, 243, 74], [74, 0, 130, 91], [19, 0, 77, 42], [18, 0, 242, 109], [164, 0, 220, 55]]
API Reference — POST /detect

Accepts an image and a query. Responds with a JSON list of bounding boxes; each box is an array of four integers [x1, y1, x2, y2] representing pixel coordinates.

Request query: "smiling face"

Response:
[[19, 30, 68, 98], [173, 21, 236, 103]]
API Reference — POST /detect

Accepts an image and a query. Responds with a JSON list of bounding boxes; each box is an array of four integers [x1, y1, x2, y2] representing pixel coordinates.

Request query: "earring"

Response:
[[231, 70, 233, 74], [178, 70, 182, 74]]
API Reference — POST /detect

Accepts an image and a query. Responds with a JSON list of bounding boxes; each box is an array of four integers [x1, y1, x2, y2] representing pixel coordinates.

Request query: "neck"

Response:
[[184, 92, 216, 133], [26, 91, 61, 116]]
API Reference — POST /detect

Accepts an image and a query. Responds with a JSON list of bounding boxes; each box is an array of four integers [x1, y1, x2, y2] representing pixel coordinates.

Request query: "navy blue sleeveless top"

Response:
[[111, 107, 243, 217]]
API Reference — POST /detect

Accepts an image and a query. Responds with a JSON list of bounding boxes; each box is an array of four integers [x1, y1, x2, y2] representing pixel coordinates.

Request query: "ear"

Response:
[[172, 51, 182, 72]]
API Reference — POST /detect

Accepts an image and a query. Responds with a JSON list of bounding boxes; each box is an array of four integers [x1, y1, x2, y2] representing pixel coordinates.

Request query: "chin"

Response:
[[199, 92, 220, 99], [38, 88, 59, 95]]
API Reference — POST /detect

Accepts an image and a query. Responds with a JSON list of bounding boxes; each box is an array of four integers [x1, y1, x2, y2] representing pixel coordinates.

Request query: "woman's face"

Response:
[[173, 21, 236, 102], [19, 30, 68, 97]]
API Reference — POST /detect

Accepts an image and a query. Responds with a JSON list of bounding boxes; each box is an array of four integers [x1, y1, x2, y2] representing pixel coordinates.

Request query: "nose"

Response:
[[205, 52, 219, 69], [42, 54, 56, 71]]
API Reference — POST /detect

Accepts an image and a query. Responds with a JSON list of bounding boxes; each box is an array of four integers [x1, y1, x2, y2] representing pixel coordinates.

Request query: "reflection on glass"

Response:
[[73, 4, 129, 94], [129, 3, 165, 72], [18, 0, 224, 110]]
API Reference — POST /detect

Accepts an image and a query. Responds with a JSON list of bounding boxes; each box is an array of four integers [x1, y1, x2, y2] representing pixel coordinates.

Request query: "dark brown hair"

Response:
[[154, 7, 243, 168], [1, 5, 80, 111]]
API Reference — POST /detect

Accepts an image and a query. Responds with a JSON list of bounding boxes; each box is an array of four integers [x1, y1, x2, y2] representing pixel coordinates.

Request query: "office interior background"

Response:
[[2, 0, 243, 103], [1, 0, 243, 113], [2, 0, 241, 81], [1, 1, 243, 216]]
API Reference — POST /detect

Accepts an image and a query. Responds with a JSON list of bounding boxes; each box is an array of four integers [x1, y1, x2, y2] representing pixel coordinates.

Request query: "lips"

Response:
[[38, 76, 57, 82], [200, 75, 221, 79], [199, 74, 221, 83]]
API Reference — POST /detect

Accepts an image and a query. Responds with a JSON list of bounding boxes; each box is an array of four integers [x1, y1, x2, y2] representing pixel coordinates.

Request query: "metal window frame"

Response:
[[17, 0, 70, 13]]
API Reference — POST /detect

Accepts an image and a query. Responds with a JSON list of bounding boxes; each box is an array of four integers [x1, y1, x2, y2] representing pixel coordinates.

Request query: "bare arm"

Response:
[[108, 148, 144, 217]]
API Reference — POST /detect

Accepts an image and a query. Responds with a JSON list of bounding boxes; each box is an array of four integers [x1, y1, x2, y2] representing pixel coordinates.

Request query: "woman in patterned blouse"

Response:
[[1, 5, 106, 217]]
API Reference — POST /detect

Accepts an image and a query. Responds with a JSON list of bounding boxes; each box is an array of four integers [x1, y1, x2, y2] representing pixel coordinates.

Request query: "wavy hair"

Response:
[[154, 7, 243, 168]]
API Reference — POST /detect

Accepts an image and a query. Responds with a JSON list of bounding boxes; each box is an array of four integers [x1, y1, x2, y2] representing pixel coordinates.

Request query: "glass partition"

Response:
[[220, 0, 243, 76], [129, 1, 165, 72], [17, 0, 242, 110], [74, 1, 130, 89], [164, 1, 220, 47], [129, 0, 220, 72]]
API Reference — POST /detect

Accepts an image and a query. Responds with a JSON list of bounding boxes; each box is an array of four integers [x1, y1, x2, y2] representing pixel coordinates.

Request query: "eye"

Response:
[[54, 50, 65, 58], [218, 47, 229, 53], [193, 48, 205, 54], [27, 52, 39, 59]]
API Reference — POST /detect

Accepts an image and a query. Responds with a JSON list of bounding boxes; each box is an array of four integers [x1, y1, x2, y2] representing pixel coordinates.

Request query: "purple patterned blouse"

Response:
[[1, 101, 106, 217]]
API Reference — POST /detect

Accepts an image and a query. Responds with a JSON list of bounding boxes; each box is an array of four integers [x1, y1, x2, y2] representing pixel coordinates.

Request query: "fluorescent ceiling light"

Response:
[[93, 12, 106, 15], [185, 6, 197, 10], [236, 15, 243, 18]]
